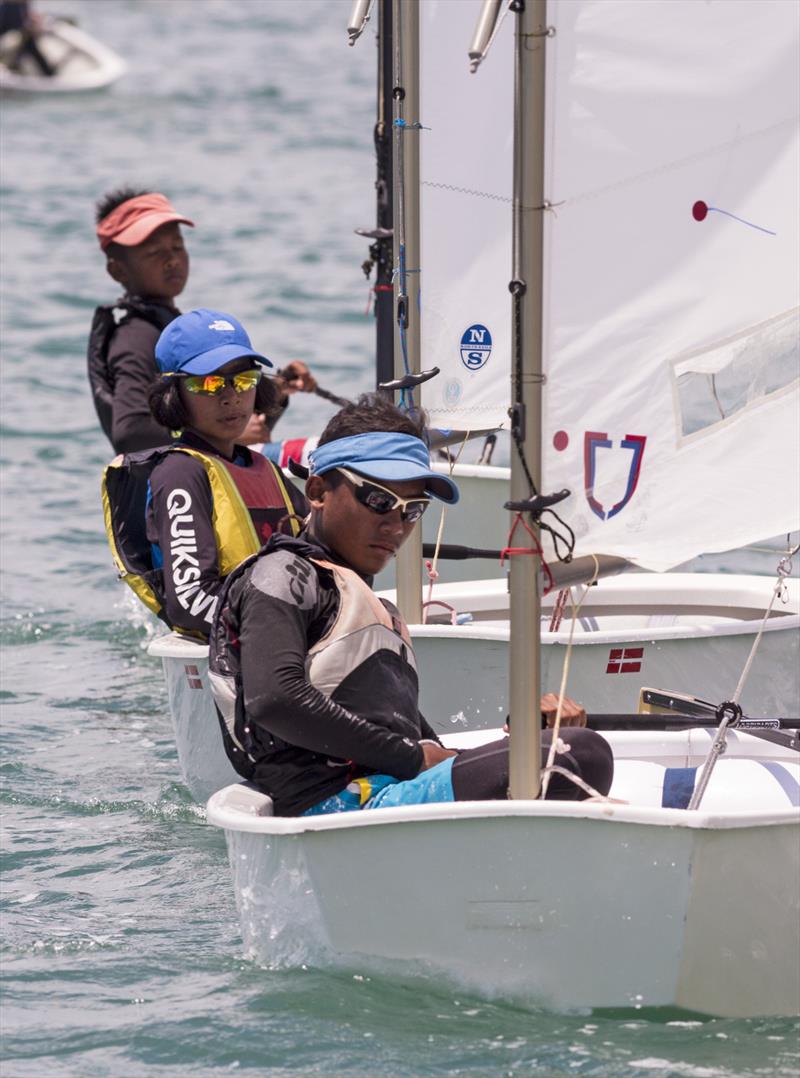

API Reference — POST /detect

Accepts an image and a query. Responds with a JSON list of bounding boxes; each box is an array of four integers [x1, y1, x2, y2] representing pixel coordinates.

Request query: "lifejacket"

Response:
[[210, 545, 417, 782], [87, 298, 177, 441], [101, 446, 300, 629]]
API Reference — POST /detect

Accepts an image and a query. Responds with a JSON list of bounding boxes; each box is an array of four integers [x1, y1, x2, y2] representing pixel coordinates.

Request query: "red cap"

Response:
[[96, 193, 194, 251]]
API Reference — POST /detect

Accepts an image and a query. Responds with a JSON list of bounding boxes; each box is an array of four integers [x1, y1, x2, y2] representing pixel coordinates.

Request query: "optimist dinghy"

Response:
[[0, 17, 125, 94], [204, 0, 800, 1018]]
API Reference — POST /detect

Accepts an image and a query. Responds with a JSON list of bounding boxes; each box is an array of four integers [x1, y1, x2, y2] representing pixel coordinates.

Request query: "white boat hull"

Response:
[[406, 572, 800, 724], [208, 730, 800, 1017], [414, 610, 800, 726], [148, 573, 799, 801], [148, 632, 239, 804]]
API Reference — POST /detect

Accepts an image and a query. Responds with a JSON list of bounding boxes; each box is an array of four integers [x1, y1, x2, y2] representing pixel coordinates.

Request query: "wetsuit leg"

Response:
[[451, 729, 613, 802]]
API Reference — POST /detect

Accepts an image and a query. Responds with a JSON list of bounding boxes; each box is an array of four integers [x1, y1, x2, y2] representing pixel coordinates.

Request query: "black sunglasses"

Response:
[[337, 467, 430, 523]]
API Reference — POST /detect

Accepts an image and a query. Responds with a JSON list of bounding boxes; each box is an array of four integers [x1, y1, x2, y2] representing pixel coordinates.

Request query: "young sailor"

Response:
[[142, 308, 307, 637], [89, 187, 193, 453], [209, 395, 613, 816], [88, 186, 319, 455]]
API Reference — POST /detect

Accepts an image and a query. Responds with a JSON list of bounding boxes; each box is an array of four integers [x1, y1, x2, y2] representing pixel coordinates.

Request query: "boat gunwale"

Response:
[[404, 612, 800, 644], [206, 784, 799, 836]]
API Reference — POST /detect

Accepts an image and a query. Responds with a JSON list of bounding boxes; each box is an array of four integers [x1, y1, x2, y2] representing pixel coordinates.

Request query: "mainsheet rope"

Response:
[[540, 554, 601, 799]]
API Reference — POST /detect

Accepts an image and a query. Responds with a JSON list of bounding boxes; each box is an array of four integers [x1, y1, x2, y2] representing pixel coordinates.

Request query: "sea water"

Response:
[[1, 2, 797, 1075]]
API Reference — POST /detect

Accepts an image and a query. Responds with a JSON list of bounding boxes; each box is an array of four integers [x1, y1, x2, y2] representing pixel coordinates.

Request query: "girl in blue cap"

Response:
[[141, 309, 308, 637]]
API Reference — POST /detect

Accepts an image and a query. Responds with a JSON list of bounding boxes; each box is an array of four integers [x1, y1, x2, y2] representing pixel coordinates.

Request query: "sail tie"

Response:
[[500, 512, 555, 593]]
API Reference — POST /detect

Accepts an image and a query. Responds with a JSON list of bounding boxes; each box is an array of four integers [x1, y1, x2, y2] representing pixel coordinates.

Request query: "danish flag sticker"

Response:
[[606, 647, 644, 674]]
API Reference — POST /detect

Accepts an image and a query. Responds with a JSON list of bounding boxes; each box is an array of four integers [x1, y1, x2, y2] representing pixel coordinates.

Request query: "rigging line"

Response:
[[742, 539, 800, 556], [427, 431, 471, 587], [540, 555, 599, 799], [731, 547, 796, 706], [689, 544, 798, 812], [558, 114, 797, 211], [421, 180, 513, 203]]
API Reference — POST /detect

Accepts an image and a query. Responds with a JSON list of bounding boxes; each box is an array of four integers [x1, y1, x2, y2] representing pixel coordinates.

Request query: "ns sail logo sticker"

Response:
[[460, 324, 492, 371]]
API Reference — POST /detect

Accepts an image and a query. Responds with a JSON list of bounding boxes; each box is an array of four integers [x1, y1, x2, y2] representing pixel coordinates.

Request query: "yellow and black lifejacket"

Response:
[[101, 446, 300, 627]]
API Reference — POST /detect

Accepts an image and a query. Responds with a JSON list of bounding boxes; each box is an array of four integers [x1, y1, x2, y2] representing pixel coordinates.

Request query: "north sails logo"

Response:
[[166, 489, 217, 624], [208, 319, 235, 332]]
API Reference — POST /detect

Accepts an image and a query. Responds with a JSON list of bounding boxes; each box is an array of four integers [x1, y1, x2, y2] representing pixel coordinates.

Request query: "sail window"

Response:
[[673, 308, 799, 440]]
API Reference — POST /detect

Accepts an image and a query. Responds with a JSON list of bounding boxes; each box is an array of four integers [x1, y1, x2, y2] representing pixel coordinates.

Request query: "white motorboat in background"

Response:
[[0, 16, 125, 94]]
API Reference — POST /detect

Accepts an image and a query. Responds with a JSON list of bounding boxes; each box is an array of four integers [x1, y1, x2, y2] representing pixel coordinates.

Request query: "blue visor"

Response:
[[308, 432, 459, 504]]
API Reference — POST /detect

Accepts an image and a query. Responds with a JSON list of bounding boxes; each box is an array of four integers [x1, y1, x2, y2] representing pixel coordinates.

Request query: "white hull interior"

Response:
[[207, 728, 799, 1017]]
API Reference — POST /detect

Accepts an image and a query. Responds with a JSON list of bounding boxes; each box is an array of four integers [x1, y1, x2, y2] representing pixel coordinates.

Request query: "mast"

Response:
[[392, 0, 423, 623], [374, 0, 395, 388], [507, 0, 547, 800]]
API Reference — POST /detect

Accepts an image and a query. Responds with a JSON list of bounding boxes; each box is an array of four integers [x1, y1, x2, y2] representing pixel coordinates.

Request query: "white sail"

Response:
[[418, 0, 513, 431], [541, 0, 800, 570]]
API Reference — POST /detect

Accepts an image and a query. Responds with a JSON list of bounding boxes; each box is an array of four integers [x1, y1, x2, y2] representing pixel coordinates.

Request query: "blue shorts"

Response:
[[303, 757, 456, 816]]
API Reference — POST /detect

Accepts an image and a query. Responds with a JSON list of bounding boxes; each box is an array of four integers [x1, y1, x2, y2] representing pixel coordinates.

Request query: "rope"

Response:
[[427, 431, 470, 587], [539, 763, 608, 801], [731, 543, 797, 706], [540, 555, 599, 798], [688, 543, 798, 811], [548, 587, 569, 632], [500, 512, 555, 593]]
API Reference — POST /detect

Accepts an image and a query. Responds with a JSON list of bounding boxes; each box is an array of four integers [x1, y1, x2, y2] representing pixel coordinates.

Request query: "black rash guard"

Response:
[[145, 432, 307, 636], [210, 533, 442, 815], [107, 313, 176, 452]]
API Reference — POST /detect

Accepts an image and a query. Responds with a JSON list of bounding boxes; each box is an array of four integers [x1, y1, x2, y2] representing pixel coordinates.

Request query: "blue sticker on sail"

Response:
[[460, 324, 492, 371]]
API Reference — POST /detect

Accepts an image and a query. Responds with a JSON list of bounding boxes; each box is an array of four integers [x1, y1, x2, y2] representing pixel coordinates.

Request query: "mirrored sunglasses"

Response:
[[181, 369, 262, 396], [337, 467, 430, 523]]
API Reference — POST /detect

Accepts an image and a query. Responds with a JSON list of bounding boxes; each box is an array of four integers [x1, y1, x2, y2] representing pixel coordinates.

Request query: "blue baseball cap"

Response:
[[155, 308, 272, 375], [309, 432, 459, 504]]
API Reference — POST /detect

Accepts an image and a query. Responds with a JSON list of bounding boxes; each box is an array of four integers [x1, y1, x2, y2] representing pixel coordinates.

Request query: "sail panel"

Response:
[[542, 0, 800, 570], [419, 0, 513, 431]]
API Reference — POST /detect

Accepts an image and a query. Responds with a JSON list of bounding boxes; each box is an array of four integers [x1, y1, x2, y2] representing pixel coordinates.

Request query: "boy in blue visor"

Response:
[[209, 394, 613, 816]]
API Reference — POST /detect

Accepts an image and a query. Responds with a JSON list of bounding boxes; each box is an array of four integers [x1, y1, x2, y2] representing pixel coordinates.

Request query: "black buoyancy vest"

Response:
[[87, 298, 177, 441]]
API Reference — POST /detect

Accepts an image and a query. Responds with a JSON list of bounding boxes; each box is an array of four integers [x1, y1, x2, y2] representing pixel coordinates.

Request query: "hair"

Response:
[[318, 392, 427, 446], [96, 186, 151, 261], [148, 370, 281, 432], [315, 394, 428, 491], [95, 185, 150, 224]]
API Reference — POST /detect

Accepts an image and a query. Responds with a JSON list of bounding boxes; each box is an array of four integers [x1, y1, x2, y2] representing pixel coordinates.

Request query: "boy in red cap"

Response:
[[88, 186, 318, 455], [88, 187, 194, 453]]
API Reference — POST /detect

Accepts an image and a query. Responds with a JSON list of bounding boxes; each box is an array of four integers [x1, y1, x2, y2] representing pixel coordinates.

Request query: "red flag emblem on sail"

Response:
[[606, 647, 644, 674]]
